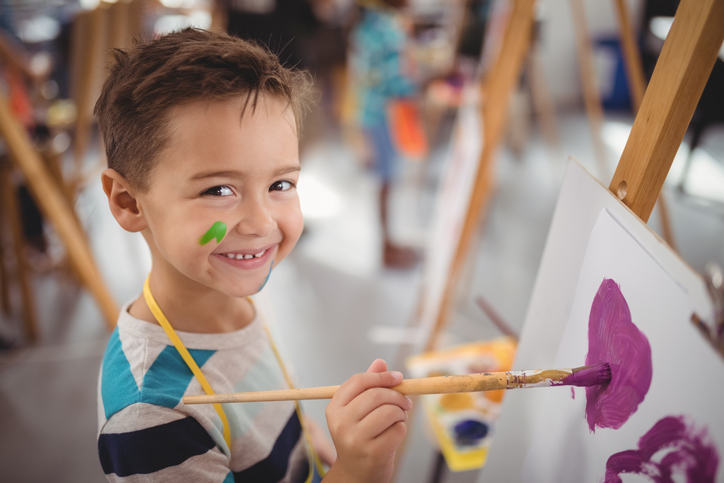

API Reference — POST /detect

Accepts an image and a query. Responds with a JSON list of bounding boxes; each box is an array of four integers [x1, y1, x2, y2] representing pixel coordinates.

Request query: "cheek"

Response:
[[277, 204, 304, 255], [154, 214, 215, 261]]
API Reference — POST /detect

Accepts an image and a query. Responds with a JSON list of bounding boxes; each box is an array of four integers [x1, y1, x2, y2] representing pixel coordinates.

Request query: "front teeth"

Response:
[[223, 249, 266, 260]]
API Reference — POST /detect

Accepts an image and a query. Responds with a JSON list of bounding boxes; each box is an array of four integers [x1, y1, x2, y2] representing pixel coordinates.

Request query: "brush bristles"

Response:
[[563, 363, 612, 387]]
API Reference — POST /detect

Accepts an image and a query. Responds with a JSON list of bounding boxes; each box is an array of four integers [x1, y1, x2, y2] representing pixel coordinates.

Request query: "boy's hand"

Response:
[[323, 359, 412, 483]]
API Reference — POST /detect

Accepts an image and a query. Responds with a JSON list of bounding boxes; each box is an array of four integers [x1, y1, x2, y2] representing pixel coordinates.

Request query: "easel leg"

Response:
[[425, 0, 537, 352], [612, 0, 646, 113], [570, 0, 610, 183], [0, 161, 38, 340], [0, 95, 119, 329], [527, 42, 561, 161], [611, 0, 677, 251], [429, 451, 447, 483], [0, 235, 10, 315], [656, 192, 677, 252], [0, 167, 11, 315], [72, 6, 105, 186], [41, 146, 75, 209]]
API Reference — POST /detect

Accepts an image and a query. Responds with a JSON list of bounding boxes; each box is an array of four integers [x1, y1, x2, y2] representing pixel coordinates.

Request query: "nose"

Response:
[[233, 196, 275, 237]]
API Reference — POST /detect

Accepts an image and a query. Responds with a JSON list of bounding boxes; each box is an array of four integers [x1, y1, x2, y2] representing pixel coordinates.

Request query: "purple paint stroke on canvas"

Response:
[[585, 278, 652, 432], [604, 415, 720, 483]]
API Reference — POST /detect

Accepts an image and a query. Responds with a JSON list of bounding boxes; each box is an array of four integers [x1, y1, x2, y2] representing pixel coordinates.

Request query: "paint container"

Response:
[[439, 393, 476, 411], [453, 419, 489, 446]]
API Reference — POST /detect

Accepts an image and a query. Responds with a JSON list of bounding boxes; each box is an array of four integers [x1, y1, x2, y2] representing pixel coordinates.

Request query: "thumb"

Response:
[[366, 358, 388, 373]]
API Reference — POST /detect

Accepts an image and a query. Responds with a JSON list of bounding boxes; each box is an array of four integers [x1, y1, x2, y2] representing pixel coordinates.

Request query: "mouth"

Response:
[[213, 244, 276, 269], [219, 248, 269, 260]]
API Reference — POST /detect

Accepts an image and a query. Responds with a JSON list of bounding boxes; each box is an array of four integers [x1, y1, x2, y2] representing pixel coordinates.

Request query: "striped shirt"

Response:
[[97, 300, 316, 482]]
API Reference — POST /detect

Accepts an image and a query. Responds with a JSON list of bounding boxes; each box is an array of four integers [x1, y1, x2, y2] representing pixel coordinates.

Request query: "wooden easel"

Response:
[[0, 158, 38, 339], [71, 0, 141, 188], [612, 0, 677, 250], [421, 0, 686, 353], [0, 95, 119, 331], [480, 1, 724, 479], [421, 0, 537, 353], [395, 0, 724, 479], [610, 0, 724, 221]]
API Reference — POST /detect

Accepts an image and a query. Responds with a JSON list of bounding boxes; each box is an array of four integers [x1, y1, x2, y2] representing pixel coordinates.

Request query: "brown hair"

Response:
[[95, 28, 313, 191]]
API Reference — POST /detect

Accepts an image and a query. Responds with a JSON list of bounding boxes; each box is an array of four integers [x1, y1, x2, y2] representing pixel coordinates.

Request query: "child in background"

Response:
[[349, 0, 419, 269], [96, 28, 411, 482]]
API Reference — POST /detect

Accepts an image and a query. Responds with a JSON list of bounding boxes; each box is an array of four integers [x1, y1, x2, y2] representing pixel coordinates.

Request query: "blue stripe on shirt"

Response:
[[98, 416, 216, 477], [101, 329, 216, 419], [142, 345, 215, 408], [101, 328, 144, 420], [232, 411, 303, 482]]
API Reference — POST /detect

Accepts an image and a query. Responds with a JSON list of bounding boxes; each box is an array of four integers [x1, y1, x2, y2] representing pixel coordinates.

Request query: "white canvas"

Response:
[[481, 160, 719, 482], [520, 209, 724, 482]]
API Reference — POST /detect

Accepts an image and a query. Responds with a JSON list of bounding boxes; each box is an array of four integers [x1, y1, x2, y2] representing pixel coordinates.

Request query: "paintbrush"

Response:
[[182, 363, 610, 405]]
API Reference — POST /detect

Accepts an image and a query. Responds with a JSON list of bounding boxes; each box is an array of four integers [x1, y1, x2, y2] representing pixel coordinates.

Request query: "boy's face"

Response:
[[135, 95, 303, 298]]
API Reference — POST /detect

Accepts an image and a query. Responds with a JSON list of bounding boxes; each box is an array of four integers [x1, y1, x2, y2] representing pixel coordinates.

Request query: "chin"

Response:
[[218, 281, 264, 299]]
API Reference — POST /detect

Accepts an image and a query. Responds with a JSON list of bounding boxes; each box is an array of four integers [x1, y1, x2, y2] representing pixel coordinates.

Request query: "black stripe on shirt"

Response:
[[233, 411, 303, 482], [99, 416, 216, 477]]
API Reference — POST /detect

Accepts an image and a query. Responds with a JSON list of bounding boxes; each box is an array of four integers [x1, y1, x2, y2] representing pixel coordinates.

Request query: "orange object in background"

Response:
[[7, 71, 34, 128], [388, 99, 428, 160]]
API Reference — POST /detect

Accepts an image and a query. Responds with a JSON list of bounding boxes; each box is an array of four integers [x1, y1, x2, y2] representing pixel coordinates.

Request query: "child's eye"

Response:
[[269, 180, 294, 192], [203, 185, 234, 197]]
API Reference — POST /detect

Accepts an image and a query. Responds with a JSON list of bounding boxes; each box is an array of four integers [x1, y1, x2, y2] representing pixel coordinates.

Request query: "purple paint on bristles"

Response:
[[603, 415, 719, 483], [585, 278, 652, 432], [559, 363, 611, 387]]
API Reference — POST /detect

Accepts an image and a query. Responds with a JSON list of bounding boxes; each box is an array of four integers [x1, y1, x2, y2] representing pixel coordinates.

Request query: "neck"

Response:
[[129, 263, 255, 334]]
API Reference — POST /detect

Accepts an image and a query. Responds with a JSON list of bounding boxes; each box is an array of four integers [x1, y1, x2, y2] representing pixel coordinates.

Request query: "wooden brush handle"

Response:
[[183, 372, 509, 405]]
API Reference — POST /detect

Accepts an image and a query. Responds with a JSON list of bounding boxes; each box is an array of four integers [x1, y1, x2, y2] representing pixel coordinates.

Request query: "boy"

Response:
[[96, 28, 412, 482]]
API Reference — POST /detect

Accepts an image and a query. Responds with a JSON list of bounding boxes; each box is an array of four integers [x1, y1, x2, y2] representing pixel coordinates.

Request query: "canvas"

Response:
[[482, 160, 720, 482], [519, 209, 722, 482]]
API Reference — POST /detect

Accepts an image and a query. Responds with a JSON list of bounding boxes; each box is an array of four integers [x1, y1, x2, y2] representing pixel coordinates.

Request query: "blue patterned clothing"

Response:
[[97, 300, 319, 482], [350, 7, 416, 127]]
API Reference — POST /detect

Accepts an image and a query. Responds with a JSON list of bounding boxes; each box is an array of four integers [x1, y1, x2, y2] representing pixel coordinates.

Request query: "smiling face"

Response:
[[135, 95, 303, 299]]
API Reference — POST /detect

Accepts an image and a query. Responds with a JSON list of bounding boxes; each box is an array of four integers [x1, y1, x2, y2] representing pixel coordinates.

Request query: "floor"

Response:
[[1, 105, 723, 482]]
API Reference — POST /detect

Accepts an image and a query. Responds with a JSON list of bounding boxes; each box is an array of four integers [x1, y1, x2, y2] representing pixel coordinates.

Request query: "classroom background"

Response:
[[0, 0, 722, 482]]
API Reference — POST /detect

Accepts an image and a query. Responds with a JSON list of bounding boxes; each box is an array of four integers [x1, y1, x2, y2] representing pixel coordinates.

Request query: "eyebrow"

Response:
[[189, 165, 301, 181]]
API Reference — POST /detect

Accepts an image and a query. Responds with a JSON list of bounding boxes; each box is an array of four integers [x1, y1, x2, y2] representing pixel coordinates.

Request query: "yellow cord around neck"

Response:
[[141, 276, 325, 480], [142, 277, 232, 450]]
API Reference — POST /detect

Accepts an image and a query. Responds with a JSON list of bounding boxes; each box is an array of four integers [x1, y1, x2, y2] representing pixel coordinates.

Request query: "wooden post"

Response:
[[612, 0, 646, 113], [611, 0, 677, 250], [0, 165, 10, 315], [527, 43, 561, 159], [0, 162, 38, 340], [609, 0, 724, 221], [0, 227, 9, 315], [570, 0, 610, 182], [108, 0, 131, 54], [424, 0, 537, 352], [0, 95, 119, 329], [72, 6, 105, 182]]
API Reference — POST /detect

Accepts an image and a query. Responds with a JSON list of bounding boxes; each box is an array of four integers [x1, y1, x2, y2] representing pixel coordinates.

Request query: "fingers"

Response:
[[345, 387, 412, 423], [324, 361, 411, 482], [366, 358, 388, 373], [333, 370, 403, 407], [357, 401, 409, 440]]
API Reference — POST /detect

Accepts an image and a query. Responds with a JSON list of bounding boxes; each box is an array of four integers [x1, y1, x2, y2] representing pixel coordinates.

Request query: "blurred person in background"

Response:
[[348, 0, 420, 269]]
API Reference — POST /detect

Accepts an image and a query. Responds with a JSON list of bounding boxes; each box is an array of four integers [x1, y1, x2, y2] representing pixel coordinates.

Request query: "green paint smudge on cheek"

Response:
[[199, 221, 227, 245], [259, 261, 273, 291]]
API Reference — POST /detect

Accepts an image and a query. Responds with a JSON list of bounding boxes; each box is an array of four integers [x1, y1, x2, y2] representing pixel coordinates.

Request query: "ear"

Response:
[[102, 169, 147, 233]]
